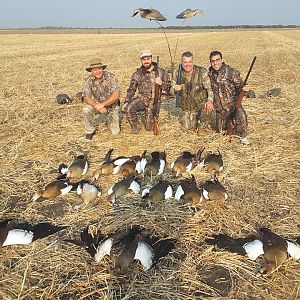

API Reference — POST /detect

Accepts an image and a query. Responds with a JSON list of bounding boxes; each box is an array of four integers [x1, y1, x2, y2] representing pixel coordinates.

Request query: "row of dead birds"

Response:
[[1, 219, 300, 276], [31, 148, 228, 210]]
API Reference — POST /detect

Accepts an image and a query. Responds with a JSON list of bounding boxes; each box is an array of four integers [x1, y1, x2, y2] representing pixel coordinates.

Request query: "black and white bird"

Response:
[[112, 153, 144, 176], [176, 9, 204, 19], [143, 151, 166, 177], [0, 219, 66, 247], [174, 174, 202, 208], [206, 227, 300, 276], [107, 175, 141, 204], [200, 178, 228, 202], [56, 94, 72, 104], [32, 179, 74, 201], [141, 180, 173, 207], [170, 148, 203, 177], [199, 150, 224, 178], [132, 8, 167, 21]]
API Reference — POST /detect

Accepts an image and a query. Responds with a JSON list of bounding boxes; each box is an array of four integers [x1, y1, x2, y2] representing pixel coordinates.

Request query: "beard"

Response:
[[142, 62, 152, 69]]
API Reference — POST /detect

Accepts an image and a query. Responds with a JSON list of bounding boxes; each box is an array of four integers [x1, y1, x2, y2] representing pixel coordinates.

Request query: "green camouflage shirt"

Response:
[[83, 71, 120, 103]]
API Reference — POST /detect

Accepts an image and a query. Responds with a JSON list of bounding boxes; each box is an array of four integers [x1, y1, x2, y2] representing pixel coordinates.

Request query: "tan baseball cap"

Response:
[[140, 50, 152, 59]]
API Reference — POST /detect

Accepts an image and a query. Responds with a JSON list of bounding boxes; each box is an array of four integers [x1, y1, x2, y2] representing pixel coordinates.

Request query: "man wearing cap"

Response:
[[122, 50, 171, 134], [174, 51, 214, 131], [82, 58, 121, 140]]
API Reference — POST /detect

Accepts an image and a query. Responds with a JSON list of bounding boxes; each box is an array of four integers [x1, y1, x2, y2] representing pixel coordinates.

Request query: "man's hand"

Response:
[[242, 84, 251, 92], [94, 102, 107, 114], [205, 100, 214, 113], [174, 84, 182, 92], [155, 77, 162, 85]]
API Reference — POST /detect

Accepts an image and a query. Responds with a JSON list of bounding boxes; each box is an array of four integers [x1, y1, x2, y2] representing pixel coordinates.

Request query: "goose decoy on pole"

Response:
[[141, 180, 173, 207], [107, 175, 141, 204], [170, 148, 203, 177], [198, 149, 224, 178], [132, 8, 167, 21], [200, 178, 228, 202], [115, 230, 176, 275], [205, 227, 300, 276], [176, 8, 204, 19], [32, 179, 74, 201], [0, 219, 66, 247]]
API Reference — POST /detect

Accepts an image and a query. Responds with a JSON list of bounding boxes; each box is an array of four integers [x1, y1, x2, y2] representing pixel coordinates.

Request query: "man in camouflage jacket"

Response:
[[208, 51, 250, 145], [174, 51, 214, 131], [122, 50, 171, 134], [82, 58, 121, 140]]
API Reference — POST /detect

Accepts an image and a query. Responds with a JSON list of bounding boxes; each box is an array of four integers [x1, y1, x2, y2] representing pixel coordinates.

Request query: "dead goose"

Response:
[[199, 149, 223, 178], [176, 8, 204, 19], [141, 180, 173, 207], [143, 151, 166, 177], [132, 8, 167, 21], [107, 175, 141, 204], [56, 93, 72, 104], [206, 227, 300, 276], [112, 153, 144, 176], [200, 178, 228, 202], [63, 154, 88, 183], [76, 180, 102, 208], [0, 219, 66, 247]]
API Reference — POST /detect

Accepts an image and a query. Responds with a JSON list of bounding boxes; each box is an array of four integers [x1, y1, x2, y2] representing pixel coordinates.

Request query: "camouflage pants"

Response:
[[82, 104, 120, 135], [180, 104, 211, 130], [125, 97, 154, 132], [216, 106, 248, 138]]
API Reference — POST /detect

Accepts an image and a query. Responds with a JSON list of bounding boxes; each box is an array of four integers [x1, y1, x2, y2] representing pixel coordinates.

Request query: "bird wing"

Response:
[[142, 188, 150, 198], [176, 9, 189, 19], [287, 241, 300, 259], [158, 159, 166, 175], [60, 182, 73, 195], [174, 185, 184, 201], [135, 160, 143, 174], [243, 239, 264, 260], [113, 157, 130, 166], [129, 180, 141, 194], [134, 241, 153, 271], [94, 238, 114, 262], [2, 229, 34, 246], [164, 185, 173, 199]]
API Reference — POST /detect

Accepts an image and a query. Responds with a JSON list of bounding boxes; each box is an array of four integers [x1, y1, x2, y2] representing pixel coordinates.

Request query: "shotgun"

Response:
[[153, 56, 162, 135], [175, 64, 183, 108], [226, 56, 256, 136]]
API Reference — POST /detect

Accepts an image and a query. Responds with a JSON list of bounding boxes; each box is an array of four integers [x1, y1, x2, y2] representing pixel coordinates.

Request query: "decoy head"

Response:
[[132, 8, 142, 17]]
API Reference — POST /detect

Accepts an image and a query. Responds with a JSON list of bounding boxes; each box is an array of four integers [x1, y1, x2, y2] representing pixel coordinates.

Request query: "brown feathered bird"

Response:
[[132, 8, 167, 21], [176, 8, 204, 19]]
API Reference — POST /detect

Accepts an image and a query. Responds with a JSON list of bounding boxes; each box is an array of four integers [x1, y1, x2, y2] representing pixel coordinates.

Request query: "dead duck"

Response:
[[32, 179, 74, 201], [200, 178, 228, 202], [199, 149, 224, 178], [56, 93, 72, 104], [171, 148, 203, 177], [76, 180, 102, 208], [141, 180, 173, 207], [132, 8, 167, 21], [60, 154, 88, 183], [115, 230, 176, 275], [205, 227, 300, 276], [112, 153, 144, 176], [176, 8, 204, 19], [143, 151, 166, 177], [174, 174, 202, 208], [0, 219, 66, 247], [107, 175, 141, 204]]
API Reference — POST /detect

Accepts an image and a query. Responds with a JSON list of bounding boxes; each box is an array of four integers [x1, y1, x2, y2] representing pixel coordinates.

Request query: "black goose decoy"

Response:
[[199, 149, 224, 178], [132, 8, 167, 21], [141, 180, 173, 206], [176, 8, 204, 19], [200, 178, 228, 202], [0, 219, 66, 247], [206, 228, 300, 276]]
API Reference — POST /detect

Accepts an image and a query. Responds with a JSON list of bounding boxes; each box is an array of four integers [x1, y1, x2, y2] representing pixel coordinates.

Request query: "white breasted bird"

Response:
[[132, 8, 167, 21], [0, 219, 66, 247], [200, 178, 228, 202], [206, 227, 300, 276], [143, 151, 166, 177], [76, 180, 102, 206], [141, 180, 173, 206], [32, 179, 74, 201], [112, 153, 145, 176], [107, 175, 141, 204], [60, 154, 89, 182], [199, 149, 224, 178]]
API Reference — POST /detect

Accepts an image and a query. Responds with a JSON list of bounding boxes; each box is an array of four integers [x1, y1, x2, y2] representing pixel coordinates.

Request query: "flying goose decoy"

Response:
[[200, 178, 228, 202], [206, 227, 300, 276], [143, 151, 166, 177], [199, 149, 224, 178], [132, 8, 167, 21], [75, 180, 102, 208], [141, 180, 173, 207], [115, 231, 176, 275], [107, 175, 141, 204], [32, 179, 74, 201], [171, 148, 203, 177], [176, 8, 204, 19], [0, 219, 66, 247], [174, 174, 202, 209]]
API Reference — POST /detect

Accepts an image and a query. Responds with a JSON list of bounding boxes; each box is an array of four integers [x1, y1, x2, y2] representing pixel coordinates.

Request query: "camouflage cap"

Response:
[[140, 50, 152, 59], [86, 58, 107, 72]]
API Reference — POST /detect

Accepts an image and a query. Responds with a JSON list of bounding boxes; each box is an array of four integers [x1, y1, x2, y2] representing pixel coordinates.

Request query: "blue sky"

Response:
[[1, 0, 299, 28]]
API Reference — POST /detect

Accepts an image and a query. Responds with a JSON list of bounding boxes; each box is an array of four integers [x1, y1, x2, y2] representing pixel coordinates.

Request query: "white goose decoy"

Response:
[[176, 8, 204, 19], [132, 8, 167, 21]]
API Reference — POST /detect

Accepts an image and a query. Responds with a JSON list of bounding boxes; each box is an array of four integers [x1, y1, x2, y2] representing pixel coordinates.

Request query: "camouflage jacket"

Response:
[[83, 71, 120, 103], [125, 62, 171, 104], [174, 65, 213, 111], [208, 63, 243, 113]]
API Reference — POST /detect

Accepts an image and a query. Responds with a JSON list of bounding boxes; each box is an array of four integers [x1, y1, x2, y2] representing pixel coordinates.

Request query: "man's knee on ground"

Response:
[[82, 104, 95, 116]]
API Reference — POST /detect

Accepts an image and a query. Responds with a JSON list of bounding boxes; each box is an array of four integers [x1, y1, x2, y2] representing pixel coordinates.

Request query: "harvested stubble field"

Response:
[[0, 29, 299, 300]]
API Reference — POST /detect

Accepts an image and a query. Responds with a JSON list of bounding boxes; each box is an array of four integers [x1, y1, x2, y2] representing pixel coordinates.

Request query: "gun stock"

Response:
[[226, 56, 256, 136], [153, 56, 161, 135]]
